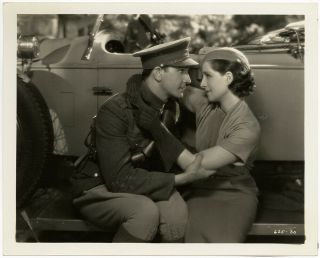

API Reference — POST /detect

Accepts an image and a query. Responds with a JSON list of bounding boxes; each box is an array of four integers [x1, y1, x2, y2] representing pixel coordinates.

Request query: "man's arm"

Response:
[[96, 100, 214, 201], [96, 101, 176, 201]]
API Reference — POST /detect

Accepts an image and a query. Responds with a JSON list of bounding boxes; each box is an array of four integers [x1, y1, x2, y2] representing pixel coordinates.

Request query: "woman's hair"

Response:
[[207, 59, 256, 97]]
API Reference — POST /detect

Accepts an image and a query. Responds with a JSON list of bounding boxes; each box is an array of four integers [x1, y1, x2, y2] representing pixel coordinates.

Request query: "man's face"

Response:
[[160, 66, 191, 99]]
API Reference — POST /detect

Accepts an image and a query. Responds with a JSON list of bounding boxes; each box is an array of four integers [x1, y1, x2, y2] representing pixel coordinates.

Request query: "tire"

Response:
[[16, 78, 54, 208]]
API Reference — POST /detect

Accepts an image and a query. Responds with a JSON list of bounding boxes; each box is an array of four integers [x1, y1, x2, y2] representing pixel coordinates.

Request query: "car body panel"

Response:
[[246, 51, 304, 160], [247, 67, 304, 160]]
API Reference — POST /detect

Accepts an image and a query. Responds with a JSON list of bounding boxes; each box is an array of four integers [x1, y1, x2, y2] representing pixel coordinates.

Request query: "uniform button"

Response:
[[94, 173, 98, 177]]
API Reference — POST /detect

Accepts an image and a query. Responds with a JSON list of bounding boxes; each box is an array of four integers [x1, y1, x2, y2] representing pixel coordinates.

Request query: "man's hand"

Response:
[[175, 154, 216, 186], [185, 154, 216, 181]]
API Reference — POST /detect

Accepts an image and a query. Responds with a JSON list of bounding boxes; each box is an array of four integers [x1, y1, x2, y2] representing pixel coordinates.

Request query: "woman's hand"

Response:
[[175, 154, 216, 186]]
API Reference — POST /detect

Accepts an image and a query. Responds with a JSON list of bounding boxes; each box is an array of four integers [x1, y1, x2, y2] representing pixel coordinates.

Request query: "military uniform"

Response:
[[72, 37, 198, 242], [96, 80, 181, 200]]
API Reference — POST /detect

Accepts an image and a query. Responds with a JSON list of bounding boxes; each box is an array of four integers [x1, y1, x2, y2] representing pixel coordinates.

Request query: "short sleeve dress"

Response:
[[184, 100, 261, 243]]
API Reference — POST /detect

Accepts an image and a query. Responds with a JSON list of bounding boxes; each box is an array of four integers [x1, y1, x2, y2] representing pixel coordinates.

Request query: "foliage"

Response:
[[18, 14, 304, 53], [153, 15, 237, 53], [100, 14, 303, 53]]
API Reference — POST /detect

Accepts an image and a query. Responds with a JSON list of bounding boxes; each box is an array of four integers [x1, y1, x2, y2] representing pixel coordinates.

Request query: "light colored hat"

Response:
[[202, 47, 251, 74], [133, 37, 199, 69]]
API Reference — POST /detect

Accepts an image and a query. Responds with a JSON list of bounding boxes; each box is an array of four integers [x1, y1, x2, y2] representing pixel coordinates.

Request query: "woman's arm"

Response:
[[177, 121, 260, 170], [198, 146, 238, 169], [177, 146, 237, 170], [182, 86, 208, 113], [176, 149, 195, 170]]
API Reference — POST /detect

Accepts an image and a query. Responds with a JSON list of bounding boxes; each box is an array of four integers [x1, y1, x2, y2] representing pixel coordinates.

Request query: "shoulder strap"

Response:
[[74, 93, 121, 168]]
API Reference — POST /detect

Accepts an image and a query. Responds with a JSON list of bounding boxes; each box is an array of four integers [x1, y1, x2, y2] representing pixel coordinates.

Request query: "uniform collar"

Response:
[[141, 82, 166, 111]]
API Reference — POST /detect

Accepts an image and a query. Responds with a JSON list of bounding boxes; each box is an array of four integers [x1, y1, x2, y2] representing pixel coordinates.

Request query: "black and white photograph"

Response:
[[2, 1, 318, 256]]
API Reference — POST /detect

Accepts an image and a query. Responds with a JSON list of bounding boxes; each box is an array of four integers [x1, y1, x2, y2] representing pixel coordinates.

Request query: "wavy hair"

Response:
[[206, 59, 256, 97]]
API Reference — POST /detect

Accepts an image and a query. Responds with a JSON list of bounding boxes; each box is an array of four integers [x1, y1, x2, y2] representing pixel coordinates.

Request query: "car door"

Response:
[[32, 37, 100, 156]]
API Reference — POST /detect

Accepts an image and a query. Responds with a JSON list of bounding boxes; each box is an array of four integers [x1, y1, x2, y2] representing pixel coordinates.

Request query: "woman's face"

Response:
[[200, 61, 230, 103]]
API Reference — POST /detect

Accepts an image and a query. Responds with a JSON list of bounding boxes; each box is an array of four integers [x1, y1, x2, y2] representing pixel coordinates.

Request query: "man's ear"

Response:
[[225, 71, 234, 85], [152, 67, 162, 82]]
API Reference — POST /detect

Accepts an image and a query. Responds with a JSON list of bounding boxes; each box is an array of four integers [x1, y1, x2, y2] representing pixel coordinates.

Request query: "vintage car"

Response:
[[16, 16, 304, 242]]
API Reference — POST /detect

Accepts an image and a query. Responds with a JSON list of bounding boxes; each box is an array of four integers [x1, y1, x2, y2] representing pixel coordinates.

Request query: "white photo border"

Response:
[[2, 1, 318, 256]]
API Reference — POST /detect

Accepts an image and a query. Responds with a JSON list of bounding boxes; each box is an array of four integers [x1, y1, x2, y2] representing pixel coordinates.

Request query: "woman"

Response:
[[175, 47, 261, 243]]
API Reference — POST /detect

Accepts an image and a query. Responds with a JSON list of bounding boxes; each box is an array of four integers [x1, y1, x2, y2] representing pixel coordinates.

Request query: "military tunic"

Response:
[[95, 91, 176, 201], [72, 75, 187, 242]]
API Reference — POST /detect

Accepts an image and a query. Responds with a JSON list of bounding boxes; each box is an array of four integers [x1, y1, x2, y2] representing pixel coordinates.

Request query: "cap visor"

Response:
[[173, 58, 199, 67]]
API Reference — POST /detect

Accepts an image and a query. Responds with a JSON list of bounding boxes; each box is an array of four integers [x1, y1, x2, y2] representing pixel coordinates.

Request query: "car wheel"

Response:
[[16, 78, 54, 208]]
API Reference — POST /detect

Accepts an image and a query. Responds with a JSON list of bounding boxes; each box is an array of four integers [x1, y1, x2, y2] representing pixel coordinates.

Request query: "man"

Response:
[[72, 37, 214, 242]]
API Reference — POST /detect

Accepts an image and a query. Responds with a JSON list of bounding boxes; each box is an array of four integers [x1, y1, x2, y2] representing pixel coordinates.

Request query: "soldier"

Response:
[[72, 37, 215, 243]]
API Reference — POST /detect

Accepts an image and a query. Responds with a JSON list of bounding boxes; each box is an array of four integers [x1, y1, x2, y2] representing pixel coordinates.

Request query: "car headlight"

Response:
[[17, 35, 40, 59]]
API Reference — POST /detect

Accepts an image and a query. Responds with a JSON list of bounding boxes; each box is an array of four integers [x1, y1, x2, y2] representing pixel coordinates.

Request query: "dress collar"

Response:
[[226, 99, 243, 114]]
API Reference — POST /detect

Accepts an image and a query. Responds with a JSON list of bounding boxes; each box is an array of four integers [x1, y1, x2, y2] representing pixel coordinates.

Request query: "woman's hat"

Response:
[[133, 37, 199, 69], [202, 47, 251, 74]]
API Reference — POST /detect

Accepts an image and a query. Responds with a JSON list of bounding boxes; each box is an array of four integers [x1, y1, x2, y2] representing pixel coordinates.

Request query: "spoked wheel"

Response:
[[16, 78, 54, 208]]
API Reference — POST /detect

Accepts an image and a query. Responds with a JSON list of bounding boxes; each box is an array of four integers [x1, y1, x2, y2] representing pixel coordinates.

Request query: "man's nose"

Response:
[[200, 79, 206, 89], [184, 74, 191, 84]]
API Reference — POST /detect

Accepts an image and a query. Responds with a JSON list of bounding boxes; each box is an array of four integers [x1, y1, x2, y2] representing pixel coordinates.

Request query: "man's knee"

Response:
[[160, 191, 188, 223], [131, 196, 160, 224], [119, 195, 160, 242], [157, 191, 188, 242], [165, 198, 188, 226]]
